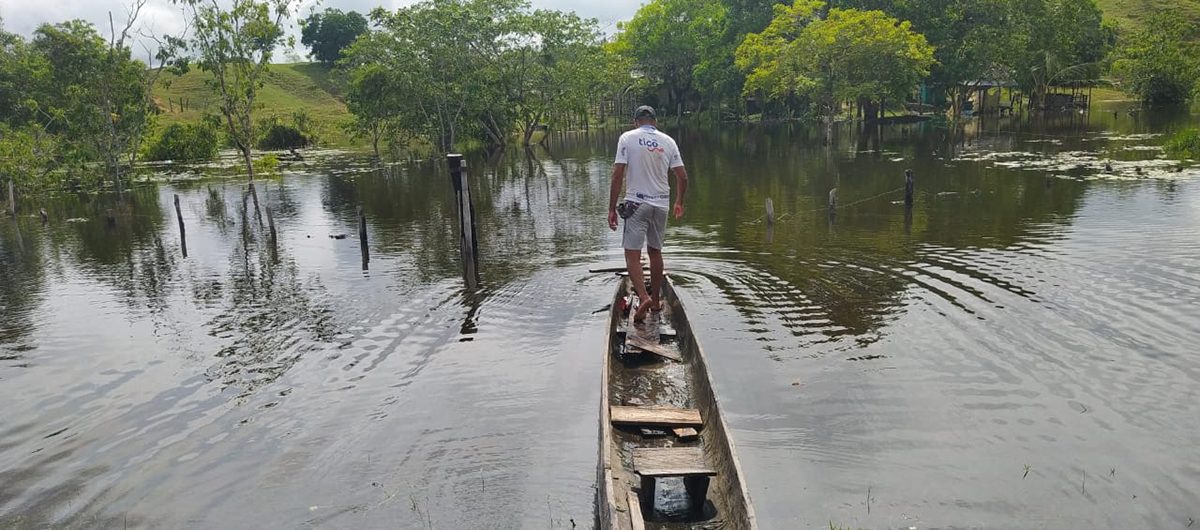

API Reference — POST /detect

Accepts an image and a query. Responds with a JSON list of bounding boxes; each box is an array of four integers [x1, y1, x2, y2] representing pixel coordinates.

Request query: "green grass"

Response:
[[152, 63, 355, 146], [1097, 0, 1200, 32]]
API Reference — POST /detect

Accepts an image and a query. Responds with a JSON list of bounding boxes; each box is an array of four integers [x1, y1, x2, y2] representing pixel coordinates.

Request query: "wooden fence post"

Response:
[[828, 188, 838, 217], [174, 194, 188, 258], [358, 205, 369, 270], [904, 169, 915, 208], [6, 178, 15, 217], [265, 205, 277, 247], [447, 154, 479, 289], [765, 198, 775, 226]]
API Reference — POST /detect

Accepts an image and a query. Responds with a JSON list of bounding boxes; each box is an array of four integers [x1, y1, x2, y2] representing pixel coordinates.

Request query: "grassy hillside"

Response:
[[1097, 0, 1200, 31], [152, 63, 354, 146]]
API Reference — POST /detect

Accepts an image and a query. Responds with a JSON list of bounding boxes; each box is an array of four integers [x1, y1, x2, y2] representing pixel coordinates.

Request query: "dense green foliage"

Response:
[[340, 0, 621, 153], [0, 14, 172, 192], [615, 0, 1128, 118], [1164, 129, 1200, 159], [1111, 15, 1200, 104], [256, 112, 314, 149], [737, 2, 934, 119], [145, 119, 221, 162], [177, 0, 297, 179], [300, 8, 368, 64]]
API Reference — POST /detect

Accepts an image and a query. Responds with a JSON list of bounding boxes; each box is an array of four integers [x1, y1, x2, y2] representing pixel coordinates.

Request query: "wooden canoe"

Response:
[[597, 276, 757, 530]]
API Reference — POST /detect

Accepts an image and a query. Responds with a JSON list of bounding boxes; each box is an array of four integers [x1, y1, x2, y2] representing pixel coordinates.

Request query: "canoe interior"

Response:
[[598, 276, 756, 530]]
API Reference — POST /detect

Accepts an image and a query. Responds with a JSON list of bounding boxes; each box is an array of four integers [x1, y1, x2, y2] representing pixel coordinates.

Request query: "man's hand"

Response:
[[608, 209, 619, 231], [673, 202, 685, 220]]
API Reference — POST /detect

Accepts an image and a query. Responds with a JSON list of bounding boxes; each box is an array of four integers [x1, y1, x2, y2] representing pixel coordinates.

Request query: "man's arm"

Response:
[[608, 163, 626, 230], [672, 166, 688, 219]]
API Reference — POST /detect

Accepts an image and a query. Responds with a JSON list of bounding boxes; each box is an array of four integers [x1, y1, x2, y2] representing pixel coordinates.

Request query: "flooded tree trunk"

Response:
[[240, 144, 255, 181], [371, 125, 382, 160]]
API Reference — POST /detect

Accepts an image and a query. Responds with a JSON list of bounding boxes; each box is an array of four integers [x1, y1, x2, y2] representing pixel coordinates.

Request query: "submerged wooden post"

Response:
[[174, 194, 188, 258], [828, 188, 838, 216], [765, 198, 775, 225], [357, 205, 369, 270], [265, 205, 277, 247], [6, 178, 15, 217], [904, 169, 915, 208], [447, 154, 479, 289]]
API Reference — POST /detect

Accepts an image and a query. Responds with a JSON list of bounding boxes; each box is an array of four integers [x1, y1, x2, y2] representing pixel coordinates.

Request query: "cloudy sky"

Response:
[[0, 0, 643, 59]]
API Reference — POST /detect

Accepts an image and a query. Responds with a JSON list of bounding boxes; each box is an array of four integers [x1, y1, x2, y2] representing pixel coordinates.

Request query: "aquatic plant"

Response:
[[1165, 128, 1200, 160]]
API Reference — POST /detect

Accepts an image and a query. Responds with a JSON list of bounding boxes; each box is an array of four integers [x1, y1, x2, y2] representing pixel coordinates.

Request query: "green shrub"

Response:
[[257, 124, 310, 150], [146, 120, 220, 162], [1165, 129, 1200, 160]]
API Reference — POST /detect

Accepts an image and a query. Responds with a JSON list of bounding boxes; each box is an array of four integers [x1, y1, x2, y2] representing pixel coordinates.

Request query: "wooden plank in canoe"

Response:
[[672, 427, 699, 441], [626, 335, 682, 362], [590, 264, 649, 273], [633, 447, 717, 477], [611, 405, 702, 427], [626, 490, 646, 530]]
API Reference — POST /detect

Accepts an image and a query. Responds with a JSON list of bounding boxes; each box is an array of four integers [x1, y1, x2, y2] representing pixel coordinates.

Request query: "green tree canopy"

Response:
[[300, 8, 368, 64], [737, 2, 935, 118], [1, 13, 168, 192], [1111, 14, 1200, 104], [611, 0, 714, 116], [1007, 0, 1114, 105], [341, 0, 616, 154]]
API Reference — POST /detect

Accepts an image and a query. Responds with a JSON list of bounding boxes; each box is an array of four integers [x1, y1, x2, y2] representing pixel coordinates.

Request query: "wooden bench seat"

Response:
[[610, 405, 702, 428], [632, 447, 716, 517]]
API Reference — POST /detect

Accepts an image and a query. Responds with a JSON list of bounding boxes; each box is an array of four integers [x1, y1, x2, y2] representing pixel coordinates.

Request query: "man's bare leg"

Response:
[[626, 249, 653, 321], [648, 247, 664, 311]]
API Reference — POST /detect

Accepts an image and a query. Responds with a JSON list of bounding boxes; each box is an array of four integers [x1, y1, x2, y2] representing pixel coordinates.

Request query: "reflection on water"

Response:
[[2, 104, 1199, 529]]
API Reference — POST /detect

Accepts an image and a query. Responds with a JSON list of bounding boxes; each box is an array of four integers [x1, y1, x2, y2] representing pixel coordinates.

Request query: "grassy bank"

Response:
[[1097, 0, 1200, 31], [152, 63, 355, 146]]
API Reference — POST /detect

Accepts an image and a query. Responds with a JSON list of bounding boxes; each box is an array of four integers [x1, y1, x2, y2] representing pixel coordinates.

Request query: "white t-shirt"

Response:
[[614, 125, 683, 209]]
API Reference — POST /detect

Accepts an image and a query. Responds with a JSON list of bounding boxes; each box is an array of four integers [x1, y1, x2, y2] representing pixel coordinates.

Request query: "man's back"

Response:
[[615, 126, 683, 209]]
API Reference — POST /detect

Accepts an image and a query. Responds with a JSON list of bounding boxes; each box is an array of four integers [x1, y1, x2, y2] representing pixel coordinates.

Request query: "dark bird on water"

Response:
[[1104, 161, 1113, 173], [1134, 166, 1143, 175]]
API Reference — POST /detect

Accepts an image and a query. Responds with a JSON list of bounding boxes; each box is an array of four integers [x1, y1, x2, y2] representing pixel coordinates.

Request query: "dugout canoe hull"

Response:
[[597, 276, 757, 530]]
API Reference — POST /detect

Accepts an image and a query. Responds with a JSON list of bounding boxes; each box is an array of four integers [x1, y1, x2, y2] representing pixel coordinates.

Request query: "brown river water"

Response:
[[2, 105, 1199, 529]]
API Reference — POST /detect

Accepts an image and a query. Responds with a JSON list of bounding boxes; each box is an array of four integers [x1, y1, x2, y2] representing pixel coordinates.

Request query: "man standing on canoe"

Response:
[[608, 105, 688, 322]]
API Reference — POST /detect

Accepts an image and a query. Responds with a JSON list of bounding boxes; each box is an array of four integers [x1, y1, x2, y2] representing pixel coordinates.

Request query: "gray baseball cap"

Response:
[[633, 105, 656, 119]]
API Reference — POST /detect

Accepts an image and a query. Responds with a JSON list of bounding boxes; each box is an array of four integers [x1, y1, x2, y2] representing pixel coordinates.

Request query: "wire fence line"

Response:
[[750, 185, 909, 225]]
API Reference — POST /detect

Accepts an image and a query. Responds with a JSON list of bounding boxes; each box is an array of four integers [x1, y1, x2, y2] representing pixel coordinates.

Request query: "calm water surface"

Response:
[[2, 107, 1199, 529]]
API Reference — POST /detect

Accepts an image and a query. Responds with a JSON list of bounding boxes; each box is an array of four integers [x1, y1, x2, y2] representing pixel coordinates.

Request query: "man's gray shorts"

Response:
[[622, 202, 668, 251]]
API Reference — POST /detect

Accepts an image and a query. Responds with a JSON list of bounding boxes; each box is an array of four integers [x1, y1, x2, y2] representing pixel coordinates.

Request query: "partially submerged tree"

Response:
[[176, 0, 297, 180], [342, 0, 614, 154], [1008, 0, 1114, 107], [300, 8, 367, 64], [1, 6, 175, 192], [343, 63, 411, 159], [737, 2, 935, 121], [504, 9, 610, 145], [611, 0, 708, 118]]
